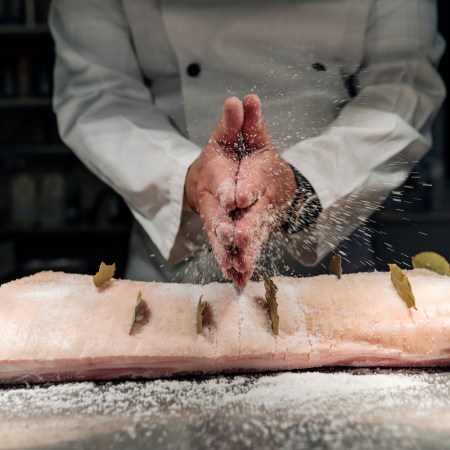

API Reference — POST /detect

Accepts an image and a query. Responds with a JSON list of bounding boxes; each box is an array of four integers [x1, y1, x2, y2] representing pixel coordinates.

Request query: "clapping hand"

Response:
[[184, 94, 297, 289], [183, 97, 243, 275], [226, 94, 297, 288]]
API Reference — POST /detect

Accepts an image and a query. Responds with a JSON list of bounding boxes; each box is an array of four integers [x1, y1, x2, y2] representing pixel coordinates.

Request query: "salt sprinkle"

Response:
[[1, 370, 450, 449]]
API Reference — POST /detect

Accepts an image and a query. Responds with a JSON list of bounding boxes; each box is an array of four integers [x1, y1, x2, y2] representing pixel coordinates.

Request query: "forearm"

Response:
[[281, 0, 446, 264], [282, 96, 443, 265], [50, 0, 204, 262]]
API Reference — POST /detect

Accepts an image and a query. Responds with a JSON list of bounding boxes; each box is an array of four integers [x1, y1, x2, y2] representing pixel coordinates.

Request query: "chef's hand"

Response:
[[227, 94, 297, 288], [184, 97, 243, 274]]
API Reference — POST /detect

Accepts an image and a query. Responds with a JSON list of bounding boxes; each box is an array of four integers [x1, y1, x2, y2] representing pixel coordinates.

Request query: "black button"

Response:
[[312, 62, 326, 72], [187, 63, 201, 77]]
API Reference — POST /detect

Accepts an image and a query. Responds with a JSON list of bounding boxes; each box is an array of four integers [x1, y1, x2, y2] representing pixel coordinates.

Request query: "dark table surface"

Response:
[[1, 369, 450, 450]]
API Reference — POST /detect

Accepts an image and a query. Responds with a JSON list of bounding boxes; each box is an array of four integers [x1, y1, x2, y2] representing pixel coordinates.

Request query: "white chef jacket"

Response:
[[49, 0, 445, 281]]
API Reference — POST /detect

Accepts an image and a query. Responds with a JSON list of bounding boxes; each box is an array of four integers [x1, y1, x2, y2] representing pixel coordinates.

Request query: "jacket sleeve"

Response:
[[49, 0, 204, 263], [281, 0, 446, 265]]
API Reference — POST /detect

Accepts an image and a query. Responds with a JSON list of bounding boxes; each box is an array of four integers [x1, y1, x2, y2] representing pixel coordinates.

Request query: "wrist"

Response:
[[281, 166, 322, 234], [183, 164, 197, 213], [183, 188, 194, 213]]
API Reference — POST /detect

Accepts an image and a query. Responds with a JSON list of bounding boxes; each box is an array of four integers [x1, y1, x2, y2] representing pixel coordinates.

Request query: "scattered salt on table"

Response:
[[1, 370, 450, 449]]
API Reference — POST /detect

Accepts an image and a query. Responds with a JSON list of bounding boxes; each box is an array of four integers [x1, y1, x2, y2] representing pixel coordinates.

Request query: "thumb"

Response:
[[242, 94, 272, 152], [211, 96, 244, 153]]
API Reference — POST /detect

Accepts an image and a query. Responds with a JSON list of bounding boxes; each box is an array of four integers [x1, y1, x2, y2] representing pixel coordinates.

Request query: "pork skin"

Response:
[[0, 269, 449, 383]]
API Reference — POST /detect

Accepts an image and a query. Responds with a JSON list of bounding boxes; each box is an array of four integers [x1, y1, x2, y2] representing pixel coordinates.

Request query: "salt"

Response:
[[1, 370, 450, 450]]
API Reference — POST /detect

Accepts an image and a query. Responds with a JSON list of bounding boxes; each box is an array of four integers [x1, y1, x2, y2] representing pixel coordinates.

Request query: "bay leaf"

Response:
[[411, 251, 450, 276], [328, 254, 342, 279], [388, 263, 417, 310], [93, 262, 116, 288], [262, 273, 279, 335], [129, 291, 143, 335], [196, 295, 206, 334], [253, 269, 262, 282]]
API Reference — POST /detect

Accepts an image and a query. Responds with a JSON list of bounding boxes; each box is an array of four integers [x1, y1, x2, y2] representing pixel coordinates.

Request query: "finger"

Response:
[[211, 235, 233, 272], [201, 147, 239, 211], [225, 268, 252, 290], [211, 96, 244, 152], [215, 221, 234, 246], [235, 159, 265, 209], [197, 192, 234, 271], [209, 227, 234, 272], [214, 176, 237, 212], [242, 94, 272, 151], [233, 196, 274, 274]]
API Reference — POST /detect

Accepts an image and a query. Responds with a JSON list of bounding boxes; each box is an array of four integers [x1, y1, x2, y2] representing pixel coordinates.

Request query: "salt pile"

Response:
[[1, 370, 450, 449]]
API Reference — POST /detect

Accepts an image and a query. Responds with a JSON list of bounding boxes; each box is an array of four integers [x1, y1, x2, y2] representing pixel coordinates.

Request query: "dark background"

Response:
[[0, 0, 449, 283], [0, 0, 132, 282]]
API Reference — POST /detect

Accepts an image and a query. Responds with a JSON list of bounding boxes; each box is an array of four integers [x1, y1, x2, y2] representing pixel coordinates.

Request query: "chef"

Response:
[[49, 0, 445, 287]]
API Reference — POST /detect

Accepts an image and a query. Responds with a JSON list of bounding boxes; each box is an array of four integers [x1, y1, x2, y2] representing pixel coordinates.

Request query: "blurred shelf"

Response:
[[0, 143, 70, 155], [0, 97, 52, 107], [374, 210, 450, 224], [375, 179, 450, 224], [372, 179, 450, 270], [0, 24, 49, 34], [0, 226, 131, 237]]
